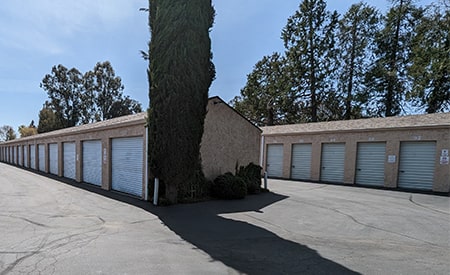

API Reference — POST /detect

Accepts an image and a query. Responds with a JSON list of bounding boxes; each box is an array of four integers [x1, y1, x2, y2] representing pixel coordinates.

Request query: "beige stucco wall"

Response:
[[263, 127, 450, 193], [201, 98, 262, 180]]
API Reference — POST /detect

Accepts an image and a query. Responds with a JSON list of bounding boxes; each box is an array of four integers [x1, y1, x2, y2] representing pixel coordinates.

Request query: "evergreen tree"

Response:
[[37, 102, 63, 133], [282, 0, 338, 122], [84, 61, 142, 122], [365, 0, 422, 117], [148, 0, 215, 203], [408, 1, 450, 113], [40, 65, 84, 128], [40, 62, 142, 128], [0, 125, 16, 141], [337, 2, 380, 119], [231, 53, 299, 126]]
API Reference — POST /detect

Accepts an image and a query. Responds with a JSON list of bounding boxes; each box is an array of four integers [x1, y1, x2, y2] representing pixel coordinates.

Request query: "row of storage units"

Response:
[[262, 113, 450, 193], [0, 113, 148, 198], [1, 97, 265, 200], [266, 141, 437, 190], [0, 137, 145, 197]]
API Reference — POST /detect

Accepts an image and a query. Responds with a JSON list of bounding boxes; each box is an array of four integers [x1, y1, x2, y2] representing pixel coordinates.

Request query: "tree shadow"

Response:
[[148, 193, 360, 274], [29, 173, 359, 274]]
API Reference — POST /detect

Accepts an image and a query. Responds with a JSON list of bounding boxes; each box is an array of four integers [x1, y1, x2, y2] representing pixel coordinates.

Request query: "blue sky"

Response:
[[0, 0, 433, 131]]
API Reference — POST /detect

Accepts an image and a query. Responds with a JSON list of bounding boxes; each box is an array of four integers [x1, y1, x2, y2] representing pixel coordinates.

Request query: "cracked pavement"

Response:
[[1, 162, 449, 274]]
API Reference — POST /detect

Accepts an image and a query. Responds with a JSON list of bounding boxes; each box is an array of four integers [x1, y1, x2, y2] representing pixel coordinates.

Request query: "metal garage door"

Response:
[[398, 141, 436, 190], [30, 145, 36, 169], [82, 140, 102, 186], [291, 143, 312, 180], [266, 144, 283, 178], [111, 137, 143, 197], [18, 146, 22, 166], [49, 143, 58, 175], [355, 142, 386, 186], [23, 146, 28, 168], [320, 143, 345, 183], [63, 142, 76, 180], [38, 144, 45, 171]]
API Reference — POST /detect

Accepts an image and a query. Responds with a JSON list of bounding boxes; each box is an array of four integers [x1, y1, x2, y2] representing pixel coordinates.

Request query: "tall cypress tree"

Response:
[[148, 0, 215, 203]]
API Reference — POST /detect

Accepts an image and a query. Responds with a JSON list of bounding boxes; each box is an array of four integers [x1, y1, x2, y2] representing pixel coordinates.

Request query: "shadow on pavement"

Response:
[[147, 192, 360, 274], [38, 173, 360, 274]]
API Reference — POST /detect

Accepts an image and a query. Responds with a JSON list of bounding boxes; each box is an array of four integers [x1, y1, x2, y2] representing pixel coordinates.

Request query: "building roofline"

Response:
[[261, 112, 450, 136], [2, 96, 261, 145], [208, 96, 262, 133]]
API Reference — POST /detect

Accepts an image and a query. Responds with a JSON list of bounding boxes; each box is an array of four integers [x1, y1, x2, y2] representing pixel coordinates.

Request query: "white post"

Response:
[[259, 135, 265, 167], [144, 127, 149, 201], [264, 171, 268, 190], [153, 178, 159, 206]]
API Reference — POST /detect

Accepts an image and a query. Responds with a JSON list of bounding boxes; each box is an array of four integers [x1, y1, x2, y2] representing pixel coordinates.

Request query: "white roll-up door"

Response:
[[63, 142, 76, 180], [49, 143, 58, 175], [18, 146, 22, 166], [266, 144, 284, 178], [82, 140, 102, 186], [38, 144, 45, 171], [12, 147, 16, 164], [111, 137, 143, 197], [355, 142, 386, 186], [291, 143, 312, 180], [30, 145, 36, 169], [398, 141, 436, 190], [320, 143, 345, 183], [23, 146, 28, 168]]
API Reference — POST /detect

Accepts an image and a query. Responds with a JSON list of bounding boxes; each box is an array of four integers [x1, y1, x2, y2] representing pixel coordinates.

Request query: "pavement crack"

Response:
[[290, 198, 445, 249], [0, 214, 50, 228], [0, 235, 48, 275], [409, 195, 450, 216]]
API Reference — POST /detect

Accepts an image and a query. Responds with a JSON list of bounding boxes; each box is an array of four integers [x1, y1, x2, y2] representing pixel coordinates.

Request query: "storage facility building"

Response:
[[262, 112, 450, 193], [0, 97, 261, 199]]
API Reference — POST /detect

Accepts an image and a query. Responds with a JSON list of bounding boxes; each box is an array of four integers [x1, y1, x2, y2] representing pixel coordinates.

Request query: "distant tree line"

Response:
[[231, 0, 450, 126], [1, 61, 142, 139], [38, 61, 142, 133]]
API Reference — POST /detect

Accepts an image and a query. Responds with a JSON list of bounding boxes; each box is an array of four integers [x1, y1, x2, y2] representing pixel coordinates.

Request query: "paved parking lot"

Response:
[[0, 162, 449, 274]]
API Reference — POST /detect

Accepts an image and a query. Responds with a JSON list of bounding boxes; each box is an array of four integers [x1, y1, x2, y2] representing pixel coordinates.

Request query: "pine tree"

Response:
[[231, 52, 299, 126], [282, 0, 338, 122], [365, 0, 422, 117], [408, 1, 450, 113], [148, 0, 215, 203], [337, 3, 380, 119]]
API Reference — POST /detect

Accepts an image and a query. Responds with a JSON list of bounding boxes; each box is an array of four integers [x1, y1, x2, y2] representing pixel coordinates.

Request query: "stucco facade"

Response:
[[262, 113, 450, 193], [201, 97, 262, 179], [0, 97, 261, 199]]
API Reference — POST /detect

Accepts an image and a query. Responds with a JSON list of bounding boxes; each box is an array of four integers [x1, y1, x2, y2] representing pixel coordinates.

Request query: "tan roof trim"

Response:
[[262, 112, 450, 136]]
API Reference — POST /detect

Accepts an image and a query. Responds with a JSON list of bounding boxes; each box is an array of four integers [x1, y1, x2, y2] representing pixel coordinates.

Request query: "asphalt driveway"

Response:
[[0, 162, 449, 274]]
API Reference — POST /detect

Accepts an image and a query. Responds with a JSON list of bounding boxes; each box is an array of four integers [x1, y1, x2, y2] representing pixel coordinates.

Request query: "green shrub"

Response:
[[237, 162, 262, 194], [211, 172, 247, 199]]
